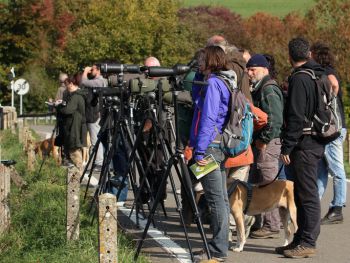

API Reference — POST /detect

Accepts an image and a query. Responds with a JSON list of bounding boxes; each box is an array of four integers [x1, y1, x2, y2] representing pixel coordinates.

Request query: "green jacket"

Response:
[[251, 75, 284, 143], [59, 90, 87, 150]]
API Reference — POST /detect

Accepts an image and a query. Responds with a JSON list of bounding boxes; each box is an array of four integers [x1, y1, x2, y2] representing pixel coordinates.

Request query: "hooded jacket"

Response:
[[281, 59, 326, 155], [189, 71, 234, 161]]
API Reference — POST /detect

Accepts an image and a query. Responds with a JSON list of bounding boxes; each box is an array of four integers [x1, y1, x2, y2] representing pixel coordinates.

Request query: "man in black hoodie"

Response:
[[278, 37, 325, 258]]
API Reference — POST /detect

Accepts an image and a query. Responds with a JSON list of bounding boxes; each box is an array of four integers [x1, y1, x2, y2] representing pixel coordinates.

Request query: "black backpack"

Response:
[[292, 69, 341, 143]]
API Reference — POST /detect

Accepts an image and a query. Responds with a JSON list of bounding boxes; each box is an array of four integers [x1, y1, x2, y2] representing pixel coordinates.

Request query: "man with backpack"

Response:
[[245, 54, 284, 239], [81, 63, 108, 170], [279, 37, 326, 258]]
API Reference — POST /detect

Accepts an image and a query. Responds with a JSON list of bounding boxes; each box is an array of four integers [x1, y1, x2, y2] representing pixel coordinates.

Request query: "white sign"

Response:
[[13, 78, 30, 95]]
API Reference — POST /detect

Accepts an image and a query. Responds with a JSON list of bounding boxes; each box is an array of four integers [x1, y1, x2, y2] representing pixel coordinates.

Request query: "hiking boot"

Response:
[[283, 245, 316, 258], [193, 249, 226, 262], [321, 206, 343, 225], [275, 242, 297, 255], [250, 228, 279, 239]]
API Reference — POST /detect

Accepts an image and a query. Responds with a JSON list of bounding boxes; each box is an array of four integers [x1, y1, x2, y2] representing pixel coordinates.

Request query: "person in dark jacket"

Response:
[[246, 54, 284, 239], [189, 45, 233, 262], [59, 75, 87, 171], [278, 37, 326, 258], [311, 42, 347, 224]]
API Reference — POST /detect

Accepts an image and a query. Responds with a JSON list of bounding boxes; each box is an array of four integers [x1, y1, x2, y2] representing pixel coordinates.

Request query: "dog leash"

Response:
[[258, 164, 284, 188]]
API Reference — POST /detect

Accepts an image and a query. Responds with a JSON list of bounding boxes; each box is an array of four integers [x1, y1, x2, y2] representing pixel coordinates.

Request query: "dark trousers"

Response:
[[289, 147, 324, 248]]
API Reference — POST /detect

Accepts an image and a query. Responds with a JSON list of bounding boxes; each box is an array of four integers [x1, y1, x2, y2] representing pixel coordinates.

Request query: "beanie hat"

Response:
[[246, 54, 269, 68]]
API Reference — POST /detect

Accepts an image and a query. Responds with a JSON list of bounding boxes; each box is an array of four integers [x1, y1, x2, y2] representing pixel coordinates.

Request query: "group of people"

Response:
[[183, 36, 347, 262], [50, 35, 347, 262]]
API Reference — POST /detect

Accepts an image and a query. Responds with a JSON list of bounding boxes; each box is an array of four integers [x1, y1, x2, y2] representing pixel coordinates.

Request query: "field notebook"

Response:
[[189, 154, 219, 179]]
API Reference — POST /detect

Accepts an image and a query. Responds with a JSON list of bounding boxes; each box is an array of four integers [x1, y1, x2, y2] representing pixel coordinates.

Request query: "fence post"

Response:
[[99, 193, 118, 263], [0, 164, 11, 234], [27, 135, 36, 172], [66, 167, 80, 241]]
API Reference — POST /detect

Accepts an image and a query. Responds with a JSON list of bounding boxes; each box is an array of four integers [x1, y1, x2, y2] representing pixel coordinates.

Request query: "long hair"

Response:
[[310, 42, 335, 67], [203, 45, 231, 73], [263, 53, 277, 79]]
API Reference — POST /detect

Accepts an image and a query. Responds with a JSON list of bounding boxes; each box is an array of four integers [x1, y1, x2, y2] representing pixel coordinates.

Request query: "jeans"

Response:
[[199, 147, 229, 258], [87, 119, 104, 166], [110, 139, 129, 202], [317, 128, 347, 207]]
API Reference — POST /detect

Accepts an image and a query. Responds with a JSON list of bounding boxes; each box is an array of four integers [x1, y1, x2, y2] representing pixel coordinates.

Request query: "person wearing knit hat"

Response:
[[246, 53, 284, 239]]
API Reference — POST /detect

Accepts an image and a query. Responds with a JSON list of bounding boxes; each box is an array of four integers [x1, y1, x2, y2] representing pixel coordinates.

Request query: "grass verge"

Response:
[[0, 130, 149, 263]]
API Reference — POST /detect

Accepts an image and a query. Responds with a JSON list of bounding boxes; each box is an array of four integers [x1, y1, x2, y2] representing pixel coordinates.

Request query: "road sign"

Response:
[[13, 78, 30, 95]]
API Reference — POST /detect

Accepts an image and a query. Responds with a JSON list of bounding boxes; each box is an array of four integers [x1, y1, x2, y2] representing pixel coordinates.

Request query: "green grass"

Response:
[[0, 130, 149, 263], [182, 0, 316, 17]]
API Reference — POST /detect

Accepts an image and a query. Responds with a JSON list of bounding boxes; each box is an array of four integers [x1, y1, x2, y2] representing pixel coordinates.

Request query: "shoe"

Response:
[[193, 250, 226, 262], [283, 245, 316, 258], [321, 206, 343, 225], [250, 228, 279, 239], [275, 242, 297, 255], [244, 215, 255, 239]]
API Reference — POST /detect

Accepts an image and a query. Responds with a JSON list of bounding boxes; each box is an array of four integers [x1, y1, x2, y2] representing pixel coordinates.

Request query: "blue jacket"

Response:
[[189, 71, 233, 161]]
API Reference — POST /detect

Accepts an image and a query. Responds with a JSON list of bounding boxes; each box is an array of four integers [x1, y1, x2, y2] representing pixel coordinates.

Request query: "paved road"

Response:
[[119, 177, 350, 263]]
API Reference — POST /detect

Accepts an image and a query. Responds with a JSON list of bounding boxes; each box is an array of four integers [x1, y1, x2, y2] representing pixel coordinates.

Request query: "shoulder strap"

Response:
[[292, 68, 317, 80]]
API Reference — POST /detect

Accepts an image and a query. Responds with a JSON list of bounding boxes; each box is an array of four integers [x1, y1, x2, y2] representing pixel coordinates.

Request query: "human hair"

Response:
[[310, 42, 335, 67], [64, 74, 79, 86], [288, 37, 310, 62], [203, 45, 230, 73], [263, 53, 277, 79]]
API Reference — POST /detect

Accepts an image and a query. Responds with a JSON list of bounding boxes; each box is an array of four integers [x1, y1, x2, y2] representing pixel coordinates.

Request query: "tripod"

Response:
[[131, 75, 211, 261]]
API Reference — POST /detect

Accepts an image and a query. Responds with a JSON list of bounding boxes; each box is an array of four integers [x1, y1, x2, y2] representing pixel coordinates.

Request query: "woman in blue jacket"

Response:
[[190, 45, 235, 261]]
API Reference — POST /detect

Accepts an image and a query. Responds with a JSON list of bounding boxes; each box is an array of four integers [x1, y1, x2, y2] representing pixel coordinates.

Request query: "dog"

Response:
[[35, 136, 61, 164], [228, 179, 297, 252]]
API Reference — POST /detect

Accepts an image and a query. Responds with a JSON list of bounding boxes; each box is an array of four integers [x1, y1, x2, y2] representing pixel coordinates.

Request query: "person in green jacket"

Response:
[[246, 54, 284, 239], [58, 75, 87, 171]]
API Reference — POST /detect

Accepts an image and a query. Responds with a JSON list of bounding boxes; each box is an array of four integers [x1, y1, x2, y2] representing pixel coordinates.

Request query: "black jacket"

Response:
[[281, 60, 326, 155], [59, 90, 87, 150]]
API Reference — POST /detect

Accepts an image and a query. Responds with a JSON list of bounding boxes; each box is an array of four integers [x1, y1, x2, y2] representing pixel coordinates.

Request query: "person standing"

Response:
[[311, 42, 347, 224], [279, 37, 326, 258], [81, 63, 108, 169], [58, 75, 87, 172], [245, 54, 284, 239], [190, 46, 233, 262]]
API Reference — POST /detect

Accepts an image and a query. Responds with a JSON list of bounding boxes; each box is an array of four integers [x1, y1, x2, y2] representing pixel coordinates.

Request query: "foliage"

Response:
[[178, 6, 245, 50], [0, 130, 149, 263]]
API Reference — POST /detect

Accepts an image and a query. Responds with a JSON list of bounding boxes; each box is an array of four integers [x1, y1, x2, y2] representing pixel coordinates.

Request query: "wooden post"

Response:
[[99, 193, 118, 263], [18, 125, 23, 143], [0, 164, 11, 234], [66, 167, 80, 241], [27, 135, 36, 171]]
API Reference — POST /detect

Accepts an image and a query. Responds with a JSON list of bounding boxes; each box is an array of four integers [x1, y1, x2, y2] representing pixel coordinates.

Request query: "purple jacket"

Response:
[[189, 71, 233, 161]]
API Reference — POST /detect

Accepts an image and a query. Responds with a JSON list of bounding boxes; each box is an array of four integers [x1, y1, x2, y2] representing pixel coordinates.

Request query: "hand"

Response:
[[184, 146, 193, 163], [255, 139, 267, 151], [54, 99, 62, 106], [196, 159, 208, 166], [280, 154, 291, 165], [84, 66, 92, 73]]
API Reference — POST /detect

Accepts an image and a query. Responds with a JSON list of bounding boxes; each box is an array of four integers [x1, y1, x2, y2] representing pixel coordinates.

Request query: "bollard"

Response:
[[99, 193, 118, 263], [27, 135, 36, 171], [18, 125, 23, 143], [66, 167, 80, 241], [0, 164, 11, 234]]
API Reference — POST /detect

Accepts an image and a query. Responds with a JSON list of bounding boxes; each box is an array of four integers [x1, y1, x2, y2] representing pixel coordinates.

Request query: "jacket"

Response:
[[281, 59, 326, 155], [251, 75, 284, 143], [59, 90, 87, 150], [189, 71, 232, 161], [81, 75, 107, 123]]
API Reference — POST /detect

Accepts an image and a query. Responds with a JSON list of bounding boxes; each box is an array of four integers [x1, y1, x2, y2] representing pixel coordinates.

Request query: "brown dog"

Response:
[[229, 180, 297, 252], [35, 137, 60, 164]]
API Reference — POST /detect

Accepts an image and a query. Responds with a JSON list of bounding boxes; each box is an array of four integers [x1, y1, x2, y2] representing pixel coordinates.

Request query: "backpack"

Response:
[[215, 73, 254, 157], [292, 69, 341, 143]]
